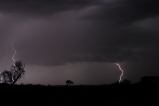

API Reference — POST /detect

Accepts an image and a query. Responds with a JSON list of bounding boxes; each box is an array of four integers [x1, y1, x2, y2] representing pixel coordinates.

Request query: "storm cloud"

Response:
[[0, 0, 158, 84], [10, 0, 158, 65]]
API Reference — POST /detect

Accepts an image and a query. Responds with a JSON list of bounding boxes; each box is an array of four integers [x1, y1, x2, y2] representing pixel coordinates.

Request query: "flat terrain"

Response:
[[0, 77, 159, 105]]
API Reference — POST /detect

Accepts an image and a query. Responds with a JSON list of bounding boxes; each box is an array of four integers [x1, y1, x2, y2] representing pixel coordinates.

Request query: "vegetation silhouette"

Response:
[[0, 61, 25, 84], [66, 80, 74, 86], [0, 76, 158, 105], [0, 63, 158, 106]]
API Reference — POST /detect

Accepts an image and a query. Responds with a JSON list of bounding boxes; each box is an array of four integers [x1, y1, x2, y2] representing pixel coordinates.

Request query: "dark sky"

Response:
[[0, 0, 159, 85]]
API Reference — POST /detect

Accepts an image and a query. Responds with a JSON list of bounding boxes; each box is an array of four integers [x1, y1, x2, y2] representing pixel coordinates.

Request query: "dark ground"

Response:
[[0, 76, 159, 106]]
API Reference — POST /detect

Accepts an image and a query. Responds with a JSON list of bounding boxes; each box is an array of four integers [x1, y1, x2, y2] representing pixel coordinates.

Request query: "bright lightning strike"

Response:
[[11, 44, 17, 66], [115, 63, 124, 83]]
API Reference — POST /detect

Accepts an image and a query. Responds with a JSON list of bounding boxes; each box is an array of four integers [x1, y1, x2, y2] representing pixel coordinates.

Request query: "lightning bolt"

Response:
[[115, 63, 124, 83], [11, 44, 17, 66]]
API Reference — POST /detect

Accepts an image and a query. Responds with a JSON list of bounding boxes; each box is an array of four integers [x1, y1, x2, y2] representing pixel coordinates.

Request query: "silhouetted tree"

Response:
[[66, 80, 74, 86], [0, 70, 12, 84], [11, 61, 25, 84], [0, 61, 25, 84]]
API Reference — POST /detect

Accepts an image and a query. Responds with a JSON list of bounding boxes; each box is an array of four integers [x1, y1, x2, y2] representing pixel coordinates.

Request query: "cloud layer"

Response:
[[0, 0, 157, 65], [0, 0, 158, 84]]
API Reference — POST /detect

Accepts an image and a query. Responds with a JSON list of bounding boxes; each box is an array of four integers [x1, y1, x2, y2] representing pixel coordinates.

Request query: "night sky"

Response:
[[0, 0, 159, 85]]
